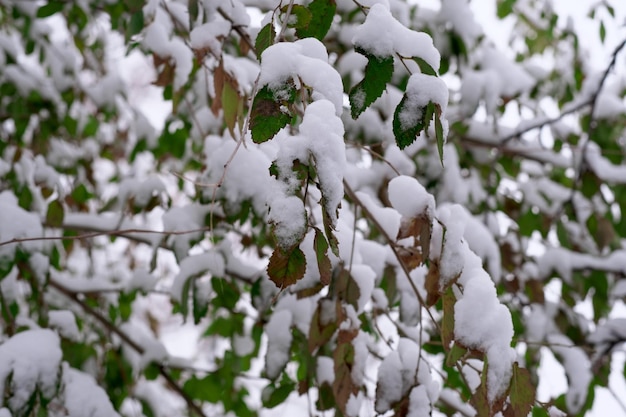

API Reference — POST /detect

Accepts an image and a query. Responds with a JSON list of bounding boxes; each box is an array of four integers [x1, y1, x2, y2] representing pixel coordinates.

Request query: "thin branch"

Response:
[[343, 179, 441, 333], [0, 226, 212, 248], [49, 278, 208, 417], [217, 7, 257, 57]]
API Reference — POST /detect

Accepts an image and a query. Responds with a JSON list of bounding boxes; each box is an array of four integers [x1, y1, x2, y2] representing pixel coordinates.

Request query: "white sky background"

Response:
[[113, 0, 626, 415]]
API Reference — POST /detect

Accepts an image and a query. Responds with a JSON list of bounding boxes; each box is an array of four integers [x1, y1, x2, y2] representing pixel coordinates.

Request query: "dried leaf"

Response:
[[425, 260, 440, 307]]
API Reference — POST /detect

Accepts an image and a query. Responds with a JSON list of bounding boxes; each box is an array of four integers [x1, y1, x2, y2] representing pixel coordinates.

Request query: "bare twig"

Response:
[[342, 179, 441, 332]]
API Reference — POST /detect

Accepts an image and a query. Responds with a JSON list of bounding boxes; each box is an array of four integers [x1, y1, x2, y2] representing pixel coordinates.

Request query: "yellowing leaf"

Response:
[[314, 228, 332, 286], [222, 76, 240, 137], [267, 246, 306, 288], [509, 363, 535, 417]]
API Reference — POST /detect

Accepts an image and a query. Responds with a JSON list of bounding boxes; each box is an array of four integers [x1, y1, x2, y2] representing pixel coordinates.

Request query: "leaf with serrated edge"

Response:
[[295, 0, 336, 40], [414, 57, 438, 76], [250, 85, 291, 143], [267, 246, 306, 288], [314, 228, 332, 285], [255, 23, 275, 58], [349, 50, 394, 119], [509, 363, 535, 417]]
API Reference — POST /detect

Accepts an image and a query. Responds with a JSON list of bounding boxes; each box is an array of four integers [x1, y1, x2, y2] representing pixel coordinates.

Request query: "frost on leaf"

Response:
[[349, 50, 394, 119], [393, 73, 449, 152], [250, 84, 293, 143]]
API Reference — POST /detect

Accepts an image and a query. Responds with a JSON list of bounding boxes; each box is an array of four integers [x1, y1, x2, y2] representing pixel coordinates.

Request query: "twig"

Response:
[[50, 278, 208, 417], [217, 7, 257, 57], [342, 179, 441, 333]]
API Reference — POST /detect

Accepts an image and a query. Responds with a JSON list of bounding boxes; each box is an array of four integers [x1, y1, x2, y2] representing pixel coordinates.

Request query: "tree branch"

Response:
[[49, 278, 208, 417]]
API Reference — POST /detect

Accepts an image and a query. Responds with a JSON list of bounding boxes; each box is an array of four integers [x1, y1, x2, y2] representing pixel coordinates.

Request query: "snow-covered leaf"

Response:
[[349, 50, 394, 119]]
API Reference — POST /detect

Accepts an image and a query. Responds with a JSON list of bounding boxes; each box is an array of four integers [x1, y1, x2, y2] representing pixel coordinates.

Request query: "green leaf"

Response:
[[46, 200, 65, 228], [313, 228, 331, 286], [128, 11, 144, 38], [295, 0, 336, 40], [445, 343, 466, 367], [414, 57, 437, 76], [509, 363, 535, 417], [599, 20, 606, 43], [189, 0, 199, 27], [262, 381, 296, 408], [349, 51, 394, 119], [267, 246, 306, 288], [37, 1, 64, 18], [255, 23, 275, 58], [250, 85, 292, 143], [435, 110, 445, 166], [392, 95, 422, 149], [71, 184, 94, 205], [184, 375, 222, 403], [282, 5, 313, 29], [497, 0, 516, 18], [144, 363, 160, 381], [222, 78, 240, 137]]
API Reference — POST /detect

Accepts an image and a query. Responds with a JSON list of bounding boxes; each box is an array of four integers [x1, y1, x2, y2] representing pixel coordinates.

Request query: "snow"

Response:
[[548, 333, 592, 413], [375, 349, 404, 412], [454, 241, 516, 403], [265, 309, 293, 379], [388, 175, 436, 219], [268, 196, 307, 250], [316, 356, 335, 385], [189, 20, 231, 53], [298, 100, 347, 225], [170, 250, 226, 302], [355, 191, 401, 239], [48, 310, 80, 341], [0, 192, 44, 260], [258, 39, 344, 116], [62, 365, 120, 417], [0, 329, 62, 411], [352, 3, 441, 71]]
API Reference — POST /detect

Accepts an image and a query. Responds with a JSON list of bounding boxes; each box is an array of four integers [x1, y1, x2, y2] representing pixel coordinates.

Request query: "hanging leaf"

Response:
[[267, 246, 307, 288], [508, 363, 535, 417], [314, 228, 332, 285], [441, 286, 455, 348], [435, 110, 445, 166], [414, 57, 437, 76], [255, 23, 276, 58], [222, 75, 240, 137], [393, 99, 441, 150], [349, 50, 394, 119], [333, 329, 358, 415], [295, 0, 336, 40]]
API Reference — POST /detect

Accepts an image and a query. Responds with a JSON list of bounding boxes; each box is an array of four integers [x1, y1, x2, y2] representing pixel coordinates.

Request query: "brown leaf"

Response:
[[267, 246, 306, 289], [333, 334, 358, 415], [441, 286, 456, 349], [425, 260, 440, 307], [308, 299, 337, 352], [211, 60, 225, 116], [396, 246, 423, 271], [314, 228, 332, 286]]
